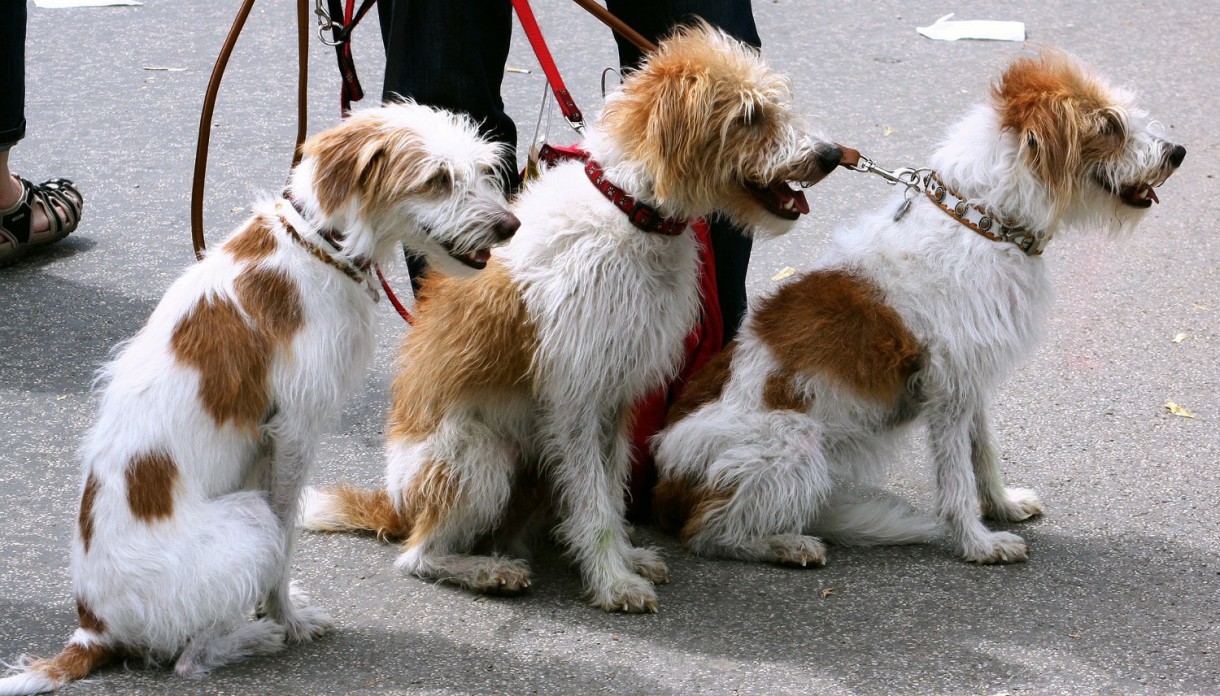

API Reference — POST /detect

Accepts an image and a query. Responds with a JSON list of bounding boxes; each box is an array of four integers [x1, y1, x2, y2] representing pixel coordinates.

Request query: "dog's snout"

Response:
[[495, 213, 521, 241], [817, 145, 844, 173], [1168, 144, 1186, 168]]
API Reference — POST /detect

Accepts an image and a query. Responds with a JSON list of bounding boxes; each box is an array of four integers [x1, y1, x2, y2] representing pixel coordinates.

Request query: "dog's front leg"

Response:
[[970, 406, 1044, 523], [541, 402, 662, 613], [927, 400, 1029, 564], [261, 430, 333, 642]]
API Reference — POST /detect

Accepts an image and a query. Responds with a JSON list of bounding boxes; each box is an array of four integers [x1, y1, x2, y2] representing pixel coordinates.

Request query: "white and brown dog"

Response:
[[651, 51, 1185, 567], [301, 25, 843, 613], [0, 103, 517, 694]]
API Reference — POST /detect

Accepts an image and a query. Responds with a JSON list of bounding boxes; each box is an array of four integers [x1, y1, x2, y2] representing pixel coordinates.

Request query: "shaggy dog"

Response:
[[301, 25, 843, 613], [0, 104, 517, 694], [651, 51, 1185, 567]]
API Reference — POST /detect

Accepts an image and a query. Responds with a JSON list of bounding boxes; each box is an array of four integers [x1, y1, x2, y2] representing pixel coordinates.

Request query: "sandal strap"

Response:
[[0, 176, 84, 248], [29, 178, 83, 236], [0, 178, 34, 245]]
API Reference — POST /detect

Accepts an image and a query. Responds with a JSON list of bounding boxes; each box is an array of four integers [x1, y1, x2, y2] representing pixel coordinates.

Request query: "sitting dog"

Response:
[[0, 103, 517, 694], [651, 51, 1185, 567], [301, 24, 843, 613]]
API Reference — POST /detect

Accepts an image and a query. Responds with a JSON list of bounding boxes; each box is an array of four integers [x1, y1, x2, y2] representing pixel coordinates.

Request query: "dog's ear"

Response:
[[602, 23, 763, 207], [994, 51, 1103, 210], [303, 112, 433, 218]]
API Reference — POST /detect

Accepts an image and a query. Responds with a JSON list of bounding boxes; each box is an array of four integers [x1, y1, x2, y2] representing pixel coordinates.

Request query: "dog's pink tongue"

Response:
[[473, 249, 492, 264], [1148, 187, 1160, 204]]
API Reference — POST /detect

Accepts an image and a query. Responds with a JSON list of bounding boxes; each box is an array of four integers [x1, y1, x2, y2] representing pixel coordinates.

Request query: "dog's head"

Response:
[[296, 103, 519, 274], [596, 23, 841, 238], [992, 50, 1185, 231]]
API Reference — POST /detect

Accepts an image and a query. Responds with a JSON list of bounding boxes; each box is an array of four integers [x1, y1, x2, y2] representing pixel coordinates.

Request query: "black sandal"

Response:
[[0, 175, 84, 266]]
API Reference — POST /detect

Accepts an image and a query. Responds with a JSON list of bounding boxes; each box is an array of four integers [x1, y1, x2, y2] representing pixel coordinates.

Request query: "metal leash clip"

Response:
[[315, 0, 343, 46], [846, 155, 927, 192]]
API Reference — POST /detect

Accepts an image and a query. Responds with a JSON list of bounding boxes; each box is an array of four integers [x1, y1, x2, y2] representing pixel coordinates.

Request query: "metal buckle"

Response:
[[315, 0, 343, 46]]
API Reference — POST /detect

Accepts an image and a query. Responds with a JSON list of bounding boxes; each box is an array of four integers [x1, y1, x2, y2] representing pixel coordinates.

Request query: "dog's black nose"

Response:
[[495, 213, 521, 241], [1168, 144, 1186, 168], [817, 145, 843, 172]]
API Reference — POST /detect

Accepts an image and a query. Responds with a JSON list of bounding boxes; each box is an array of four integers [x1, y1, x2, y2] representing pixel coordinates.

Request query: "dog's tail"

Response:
[[300, 485, 411, 542], [811, 491, 941, 546], [0, 633, 114, 695]]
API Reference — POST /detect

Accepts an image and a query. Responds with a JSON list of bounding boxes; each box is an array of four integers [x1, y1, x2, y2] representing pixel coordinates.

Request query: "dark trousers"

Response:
[[0, 2, 27, 150], [377, 0, 759, 341]]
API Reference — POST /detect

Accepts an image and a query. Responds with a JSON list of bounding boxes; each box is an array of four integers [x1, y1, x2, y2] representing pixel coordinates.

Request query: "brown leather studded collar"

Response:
[[921, 172, 1048, 256]]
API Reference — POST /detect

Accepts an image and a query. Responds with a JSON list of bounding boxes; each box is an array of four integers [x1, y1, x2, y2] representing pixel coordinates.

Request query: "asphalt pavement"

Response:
[[1, 1, 1216, 694]]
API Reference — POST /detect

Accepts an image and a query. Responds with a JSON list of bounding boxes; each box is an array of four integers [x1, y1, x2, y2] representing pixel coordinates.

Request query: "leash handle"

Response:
[[512, 0, 585, 132]]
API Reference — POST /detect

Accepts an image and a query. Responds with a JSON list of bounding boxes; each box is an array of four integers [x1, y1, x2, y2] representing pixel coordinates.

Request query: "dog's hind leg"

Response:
[[391, 431, 532, 594], [970, 407, 1044, 523], [173, 619, 286, 677], [680, 417, 834, 567], [927, 400, 1030, 564]]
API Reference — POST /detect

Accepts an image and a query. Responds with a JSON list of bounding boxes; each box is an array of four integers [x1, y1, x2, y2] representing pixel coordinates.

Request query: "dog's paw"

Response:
[[280, 602, 334, 643], [984, 487, 1044, 522], [628, 546, 669, 585], [963, 531, 1029, 564], [767, 534, 827, 568], [591, 575, 659, 614], [470, 557, 533, 596]]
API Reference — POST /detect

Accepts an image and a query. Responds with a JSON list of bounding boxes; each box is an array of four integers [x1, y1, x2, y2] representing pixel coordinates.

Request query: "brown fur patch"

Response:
[[993, 51, 1123, 209], [681, 483, 737, 544], [304, 111, 435, 220], [387, 261, 538, 441], [323, 486, 412, 542], [30, 643, 112, 684], [763, 370, 809, 412], [655, 470, 737, 544], [233, 268, 304, 339], [78, 473, 100, 553], [170, 268, 302, 431], [125, 450, 178, 521], [222, 219, 278, 263], [76, 598, 106, 634], [402, 460, 462, 550], [667, 342, 736, 425], [752, 270, 922, 405], [653, 473, 700, 534]]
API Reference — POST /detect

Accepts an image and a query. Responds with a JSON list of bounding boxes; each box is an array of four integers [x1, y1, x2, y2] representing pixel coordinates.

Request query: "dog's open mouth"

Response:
[[443, 243, 493, 271], [1118, 183, 1160, 208], [1098, 175, 1164, 209], [746, 181, 810, 220]]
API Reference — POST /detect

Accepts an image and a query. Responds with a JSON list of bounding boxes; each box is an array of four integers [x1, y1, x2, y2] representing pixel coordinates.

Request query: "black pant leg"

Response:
[[0, 2, 27, 149]]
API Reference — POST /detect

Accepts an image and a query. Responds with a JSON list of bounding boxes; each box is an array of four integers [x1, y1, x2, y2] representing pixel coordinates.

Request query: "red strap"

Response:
[[376, 265, 415, 325], [511, 0, 584, 130]]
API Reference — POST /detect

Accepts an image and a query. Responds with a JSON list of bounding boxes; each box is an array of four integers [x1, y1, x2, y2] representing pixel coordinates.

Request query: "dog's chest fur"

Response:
[[504, 162, 704, 405]]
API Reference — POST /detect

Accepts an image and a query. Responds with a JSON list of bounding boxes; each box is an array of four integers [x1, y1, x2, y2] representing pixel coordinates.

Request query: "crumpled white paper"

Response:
[[917, 13, 1025, 42], [34, 0, 142, 8]]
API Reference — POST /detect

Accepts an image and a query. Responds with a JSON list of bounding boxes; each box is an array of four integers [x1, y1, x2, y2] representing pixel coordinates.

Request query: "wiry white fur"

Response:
[[653, 54, 1184, 567], [303, 27, 843, 614], [0, 103, 514, 694]]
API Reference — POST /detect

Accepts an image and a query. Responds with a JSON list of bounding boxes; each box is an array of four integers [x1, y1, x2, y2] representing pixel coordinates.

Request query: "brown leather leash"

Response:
[[191, 0, 310, 261]]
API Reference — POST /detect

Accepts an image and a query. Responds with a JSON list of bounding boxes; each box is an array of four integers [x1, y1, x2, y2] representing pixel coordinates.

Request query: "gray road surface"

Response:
[[1, 1, 1216, 694]]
